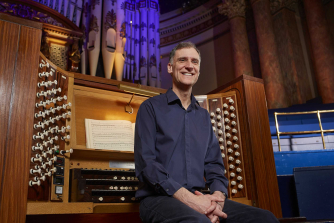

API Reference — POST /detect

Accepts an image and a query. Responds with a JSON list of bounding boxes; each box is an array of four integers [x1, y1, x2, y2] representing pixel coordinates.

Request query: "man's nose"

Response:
[[185, 61, 193, 70]]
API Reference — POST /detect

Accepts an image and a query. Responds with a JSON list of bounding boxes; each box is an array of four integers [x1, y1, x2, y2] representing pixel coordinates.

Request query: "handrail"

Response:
[[274, 110, 334, 151]]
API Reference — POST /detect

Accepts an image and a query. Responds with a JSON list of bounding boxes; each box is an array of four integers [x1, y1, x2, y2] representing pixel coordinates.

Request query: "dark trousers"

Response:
[[139, 196, 279, 223]]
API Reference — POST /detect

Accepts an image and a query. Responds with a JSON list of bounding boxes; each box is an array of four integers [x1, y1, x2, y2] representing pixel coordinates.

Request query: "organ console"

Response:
[[0, 13, 281, 223]]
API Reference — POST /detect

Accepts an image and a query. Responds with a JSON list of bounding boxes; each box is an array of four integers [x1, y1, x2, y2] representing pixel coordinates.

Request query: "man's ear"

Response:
[[167, 63, 173, 74]]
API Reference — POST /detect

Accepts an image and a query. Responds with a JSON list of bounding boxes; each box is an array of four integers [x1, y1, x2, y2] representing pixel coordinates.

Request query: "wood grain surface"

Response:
[[0, 18, 42, 223]]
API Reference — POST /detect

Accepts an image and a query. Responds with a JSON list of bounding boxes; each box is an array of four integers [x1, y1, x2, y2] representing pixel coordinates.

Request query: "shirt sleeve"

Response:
[[134, 100, 182, 196], [204, 113, 229, 197]]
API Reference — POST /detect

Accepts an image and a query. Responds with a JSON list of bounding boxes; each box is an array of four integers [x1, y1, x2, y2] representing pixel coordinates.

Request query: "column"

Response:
[[218, 0, 253, 77], [303, 0, 334, 104], [251, 0, 288, 109]]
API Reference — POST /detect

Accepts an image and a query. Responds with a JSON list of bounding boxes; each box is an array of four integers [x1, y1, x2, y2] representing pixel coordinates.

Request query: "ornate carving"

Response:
[[104, 9, 117, 31], [69, 39, 81, 72], [91, 0, 100, 10], [40, 37, 50, 59], [0, 2, 64, 27], [218, 0, 246, 19], [120, 22, 126, 38], [270, 0, 298, 14], [140, 56, 147, 68], [89, 15, 99, 32]]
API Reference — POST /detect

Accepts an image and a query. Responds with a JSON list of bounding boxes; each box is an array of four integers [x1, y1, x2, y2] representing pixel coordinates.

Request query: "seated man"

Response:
[[134, 42, 279, 223]]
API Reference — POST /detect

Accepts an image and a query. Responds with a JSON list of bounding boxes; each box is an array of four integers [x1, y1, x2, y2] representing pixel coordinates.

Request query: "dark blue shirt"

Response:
[[134, 88, 228, 198]]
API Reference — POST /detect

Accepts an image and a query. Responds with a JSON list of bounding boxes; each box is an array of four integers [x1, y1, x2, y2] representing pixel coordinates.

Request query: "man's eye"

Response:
[[192, 60, 199, 64]]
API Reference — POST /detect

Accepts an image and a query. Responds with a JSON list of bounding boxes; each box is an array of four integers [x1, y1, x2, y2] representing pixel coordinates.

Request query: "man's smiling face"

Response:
[[168, 47, 200, 89]]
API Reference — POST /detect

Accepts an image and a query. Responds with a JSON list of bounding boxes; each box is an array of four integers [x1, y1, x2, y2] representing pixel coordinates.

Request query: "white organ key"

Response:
[[113, 176, 117, 180], [223, 103, 228, 108], [238, 184, 244, 189], [235, 159, 241, 165], [43, 160, 53, 167], [226, 133, 231, 138], [223, 111, 229, 116], [229, 164, 235, 169], [120, 197, 125, 201], [31, 157, 43, 163], [216, 108, 221, 113], [57, 95, 67, 101], [235, 152, 241, 156], [114, 186, 118, 190], [210, 112, 215, 118], [33, 122, 45, 129], [231, 121, 237, 126], [232, 128, 238, 133], [34, 111, 45, 119], [34, 175, 46, 182], [121, 176, 125, 180], [229, 99, 234, 104], [230, 172, 235, 177], [232, 189, 237, 194], [47, 156, 57, 162], [39, 62, 49, 68], [52, 87, 62, 94], [219, 138, 224, 143], [227, 141, 232, 146], [38, 71, 52, 78], [230, 106, 235, 111], [230, 113, 236, 119], [29, 180, 41, 187], [33, 134, 44, 140], [220, 146, 224, 150], [60, 148, 73, 155], [30, 168, 42, 175], [48, 167, 57, 173], [61, 135, 71, 141], [57, 125, 71, 133], [217, 122, 222, 128], [236, 168, 242, 173], [225, 118, 230, 123], [32, 144, 43, 152], [49, 145, 60, 152], [35, 101, 47, 108], [233, 136, 238, 141], [229, 156, 234, 161], [237, 176, 243, 181], [217, 115, 222, 121], [231, 181, 236, 185], [228, 148, 233, 153], [42, 150, 53, 158], [49, 136, 59, 142]]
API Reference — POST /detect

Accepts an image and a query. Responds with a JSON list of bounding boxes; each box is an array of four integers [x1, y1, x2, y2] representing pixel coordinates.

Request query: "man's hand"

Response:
[[173, 188, 224, 215], [194, 191, 227, 223]]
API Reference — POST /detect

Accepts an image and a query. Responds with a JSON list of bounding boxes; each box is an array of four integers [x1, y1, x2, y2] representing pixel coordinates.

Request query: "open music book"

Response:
[[85, 119, 135, 151]]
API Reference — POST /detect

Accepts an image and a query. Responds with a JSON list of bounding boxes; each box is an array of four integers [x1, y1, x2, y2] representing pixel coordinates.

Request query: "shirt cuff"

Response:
[[209, 180, 229, 198], [158, 177, 183, 196]]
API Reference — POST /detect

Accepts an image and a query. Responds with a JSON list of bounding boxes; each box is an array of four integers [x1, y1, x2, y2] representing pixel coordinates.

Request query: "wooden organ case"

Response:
[[0, 14, 282, 223]]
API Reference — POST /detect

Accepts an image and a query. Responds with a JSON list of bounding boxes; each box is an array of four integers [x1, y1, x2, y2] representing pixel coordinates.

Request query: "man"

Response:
[[134, 42, 279, 223]]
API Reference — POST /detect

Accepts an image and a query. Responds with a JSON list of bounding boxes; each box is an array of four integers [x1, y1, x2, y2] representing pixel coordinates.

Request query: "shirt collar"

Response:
[[166, 88, 200, 109]]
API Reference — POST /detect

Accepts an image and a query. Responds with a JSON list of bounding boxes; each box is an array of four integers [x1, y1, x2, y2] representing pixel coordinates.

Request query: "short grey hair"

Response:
[[169, 42, 201, 65]]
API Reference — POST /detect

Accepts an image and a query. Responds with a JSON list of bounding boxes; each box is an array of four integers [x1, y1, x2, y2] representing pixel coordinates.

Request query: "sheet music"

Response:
[[85, 119, 135, 151]]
